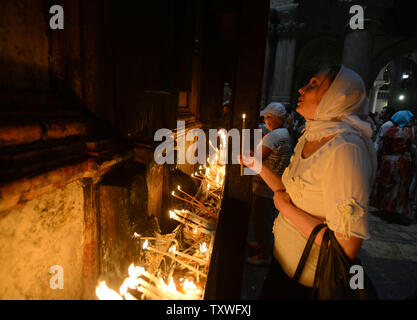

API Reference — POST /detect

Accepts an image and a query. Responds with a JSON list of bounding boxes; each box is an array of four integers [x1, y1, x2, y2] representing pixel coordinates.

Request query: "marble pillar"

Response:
[[369, 80, 385, 113], [261, 23, 277, 108], [263, 2, 303, 108], [341, 30, 373, 85], [270, 35, 297, 104]]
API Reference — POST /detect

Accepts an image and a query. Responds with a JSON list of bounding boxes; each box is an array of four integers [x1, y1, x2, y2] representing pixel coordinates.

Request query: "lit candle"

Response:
[[175, 209, 214, 230], [143, 241, 206, 278], [96, 281, 123, 300], [169, 211, 211, 235], [177, 186, 207, 209], [171, 191, 217, 220], [194, 172, 221, 188], [169, 244, 208, 265], [241, 114, 246, 176], [137, 285, 164, 300]]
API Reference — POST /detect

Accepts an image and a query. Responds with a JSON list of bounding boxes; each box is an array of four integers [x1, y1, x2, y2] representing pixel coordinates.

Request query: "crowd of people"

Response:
[[241, 64, 416, 299]]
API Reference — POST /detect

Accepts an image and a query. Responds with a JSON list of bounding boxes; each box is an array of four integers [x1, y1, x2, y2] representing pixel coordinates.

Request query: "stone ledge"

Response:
[[0, 150, 133, 215], [0, 119, 91, 148]]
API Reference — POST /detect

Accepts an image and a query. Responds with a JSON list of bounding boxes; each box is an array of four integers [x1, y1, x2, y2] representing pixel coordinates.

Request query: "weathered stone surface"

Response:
[[0, 0, 50, 91], [0, 181, 85, 299], [0, 123, 43, 148], [98, 162, 147, 287], [43, 121, 89, 140]]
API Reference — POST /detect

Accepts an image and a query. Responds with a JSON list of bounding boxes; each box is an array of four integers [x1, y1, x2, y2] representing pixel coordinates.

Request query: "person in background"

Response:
[[248, 103, 293, 265], [371, 110, 416, 225], [409, 117, 417, 218], [220, 100, 232, 129], [367, 113, 377, 139], [374, 106, 395, 154]]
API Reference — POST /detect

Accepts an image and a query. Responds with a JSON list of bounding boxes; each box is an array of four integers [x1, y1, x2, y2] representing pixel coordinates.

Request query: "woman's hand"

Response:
[[273, 190, 292, 212], [237, 151, 260, 169]]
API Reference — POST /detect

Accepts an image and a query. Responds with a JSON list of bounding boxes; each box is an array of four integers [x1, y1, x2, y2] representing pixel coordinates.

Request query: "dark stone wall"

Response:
[[0, 0, 50, 91]]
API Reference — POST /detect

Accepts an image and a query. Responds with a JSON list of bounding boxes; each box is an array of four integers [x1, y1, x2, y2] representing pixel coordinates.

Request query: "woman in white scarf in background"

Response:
[[241, 65, 377, 299]]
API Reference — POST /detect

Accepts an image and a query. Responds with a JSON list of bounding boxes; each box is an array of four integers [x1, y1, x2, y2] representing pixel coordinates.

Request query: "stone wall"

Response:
[[0, 0, 50, 91], [0, 182, 84, 300]]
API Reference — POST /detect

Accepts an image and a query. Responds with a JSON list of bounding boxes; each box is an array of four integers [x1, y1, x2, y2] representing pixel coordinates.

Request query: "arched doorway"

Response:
[[369, 50, 417, 124]]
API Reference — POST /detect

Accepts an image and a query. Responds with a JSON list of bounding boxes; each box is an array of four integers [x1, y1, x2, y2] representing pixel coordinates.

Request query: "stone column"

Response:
[[340, 0, 385, 87], [260, 19, 278, 108], [267, 2, 304, 107], [341, 30, 373, 85], [369, 80, 385, 113], [270, 34, 297, 104]]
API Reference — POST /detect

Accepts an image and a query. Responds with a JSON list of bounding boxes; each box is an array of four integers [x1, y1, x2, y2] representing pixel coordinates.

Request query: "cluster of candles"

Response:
[[96, 132, 227, 300], [96, 263, 202, 300]]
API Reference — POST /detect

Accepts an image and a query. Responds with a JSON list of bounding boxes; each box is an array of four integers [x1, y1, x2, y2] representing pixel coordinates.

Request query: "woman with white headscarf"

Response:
[[241, 65, 377, 299]]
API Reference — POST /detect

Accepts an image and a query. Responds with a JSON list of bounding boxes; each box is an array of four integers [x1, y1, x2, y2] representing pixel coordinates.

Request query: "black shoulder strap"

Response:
[[312, 228, 331, 295], [293, 223, 327, 282]]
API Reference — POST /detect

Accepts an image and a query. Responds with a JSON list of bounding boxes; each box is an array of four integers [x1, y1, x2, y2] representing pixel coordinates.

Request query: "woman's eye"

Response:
[[309, 82, 318, 88]]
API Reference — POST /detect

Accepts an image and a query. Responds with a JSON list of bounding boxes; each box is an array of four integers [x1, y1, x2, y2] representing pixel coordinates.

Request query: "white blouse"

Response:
[[273, 132, 374, 287]]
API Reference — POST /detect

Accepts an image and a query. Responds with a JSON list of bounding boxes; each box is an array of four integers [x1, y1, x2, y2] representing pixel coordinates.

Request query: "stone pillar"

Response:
[[368, 66, 386, 113], [266, 2, 304, 107], [341, 30, 373, 85], [270, 35, 297, 104], [340, 0, 385, 87], [369, 80, 384, 113], [260, 16, 278, 108]]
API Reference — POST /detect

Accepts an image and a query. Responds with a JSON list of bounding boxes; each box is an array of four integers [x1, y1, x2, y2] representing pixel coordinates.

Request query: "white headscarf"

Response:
[[304, 65, 373, 141], [302, 65, 377, 182]]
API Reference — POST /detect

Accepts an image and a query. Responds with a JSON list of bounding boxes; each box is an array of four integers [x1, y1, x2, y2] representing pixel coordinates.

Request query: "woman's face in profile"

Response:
[[264, 113, 283, 131], [297, 71, 333, 120]]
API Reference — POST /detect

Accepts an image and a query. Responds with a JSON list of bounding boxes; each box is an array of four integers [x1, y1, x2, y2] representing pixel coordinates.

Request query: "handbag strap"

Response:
[[293, 223, 327, 282], [312, 228, 331, 295]]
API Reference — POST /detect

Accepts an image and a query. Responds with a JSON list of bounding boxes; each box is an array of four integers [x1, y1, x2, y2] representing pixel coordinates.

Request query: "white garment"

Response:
[[302, 65, 377, 185], [261, 128, 291, 150], [253, 128, 292, 198], [374, 120, 393, 152], [304, 65, 373, 141], [272, 132, 374, 287]]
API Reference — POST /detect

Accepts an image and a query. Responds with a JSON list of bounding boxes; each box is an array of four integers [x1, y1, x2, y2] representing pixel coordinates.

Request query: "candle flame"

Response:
[[143, 240, 149, 250], [243, 114, 246, 119], [124, 293, 138, 300], [128, 263, 144, 279], [96, 281, 123, 300], [183, 279, 197, 291], [119, 277, 140, 296], [169, 244, 176, 254], [200, 242, 208, 254], [177, 185, 181, 190], [169, 210, 176, 219], [167, 277, 177, 291], [171, 191, 175, 196]]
